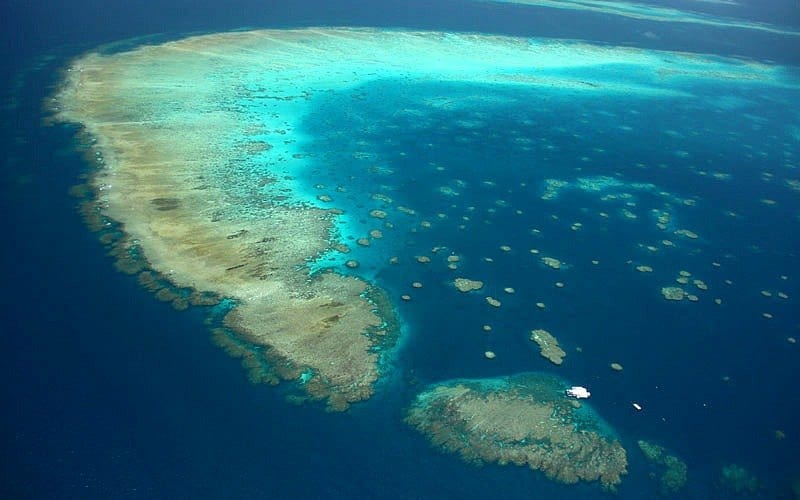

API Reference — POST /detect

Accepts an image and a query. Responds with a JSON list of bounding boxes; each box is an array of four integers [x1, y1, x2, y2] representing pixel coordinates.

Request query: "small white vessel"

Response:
[[565, 386, 591, 399]]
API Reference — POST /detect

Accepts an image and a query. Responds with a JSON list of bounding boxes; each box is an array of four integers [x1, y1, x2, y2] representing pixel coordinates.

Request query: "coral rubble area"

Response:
[[406, 373, 628, 490]]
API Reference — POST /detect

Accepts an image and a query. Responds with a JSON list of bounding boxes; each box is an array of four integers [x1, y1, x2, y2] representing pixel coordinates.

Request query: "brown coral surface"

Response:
[[530, 329, 567, 365], [406, 372, 628, 490]]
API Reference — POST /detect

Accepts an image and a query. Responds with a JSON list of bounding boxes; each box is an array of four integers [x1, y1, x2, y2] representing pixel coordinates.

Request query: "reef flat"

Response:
[[51, 27, 795, 413], [406, 373, 628, 489]]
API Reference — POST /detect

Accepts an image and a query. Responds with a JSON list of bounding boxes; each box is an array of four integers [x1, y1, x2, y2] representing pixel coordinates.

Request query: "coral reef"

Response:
[[530, 329, 566, 365], [406, 373, 628, 490]]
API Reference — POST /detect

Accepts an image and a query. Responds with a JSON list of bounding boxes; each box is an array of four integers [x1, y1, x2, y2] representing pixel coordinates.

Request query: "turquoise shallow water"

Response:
[[2, 1, 800, 499]]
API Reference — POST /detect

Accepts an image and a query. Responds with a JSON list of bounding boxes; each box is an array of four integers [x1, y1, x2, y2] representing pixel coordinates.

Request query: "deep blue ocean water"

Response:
[[2, 1, 799, 499]]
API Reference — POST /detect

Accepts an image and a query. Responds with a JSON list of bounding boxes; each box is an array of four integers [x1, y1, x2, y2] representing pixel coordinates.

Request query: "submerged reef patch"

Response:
[[719, 463, 762, 495], [637, 439, 688, 493], [406, 372, 628, 490]]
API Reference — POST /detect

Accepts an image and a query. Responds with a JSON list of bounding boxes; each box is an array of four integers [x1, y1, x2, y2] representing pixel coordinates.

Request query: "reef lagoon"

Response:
[[2, 1, 799, 498]]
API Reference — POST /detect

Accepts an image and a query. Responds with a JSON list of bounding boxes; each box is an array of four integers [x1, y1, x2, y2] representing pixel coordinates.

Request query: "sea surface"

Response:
[[2, 1, 799, 498]]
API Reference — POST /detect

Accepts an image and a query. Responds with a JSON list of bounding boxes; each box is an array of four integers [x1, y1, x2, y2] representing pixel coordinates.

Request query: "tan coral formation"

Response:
[[541, 256, 562, 269], [530, 329, 566, 365], [369, 209, 387, 219], [405, 373, 628, 490], [674, 228, 699, 239], [661, 286, 686, 301], [454, 278, 484, 292], [52, 33, 398, 411]]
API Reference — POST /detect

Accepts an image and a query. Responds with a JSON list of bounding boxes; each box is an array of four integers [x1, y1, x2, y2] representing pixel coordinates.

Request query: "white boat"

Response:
[[565, 386, 591, 399]]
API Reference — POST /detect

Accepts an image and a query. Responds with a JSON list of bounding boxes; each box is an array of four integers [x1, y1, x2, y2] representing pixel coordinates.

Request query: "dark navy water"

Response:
[[2, 1, 799, 498]]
